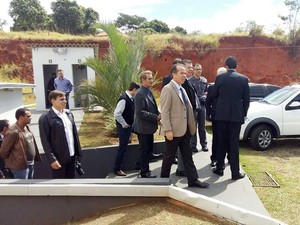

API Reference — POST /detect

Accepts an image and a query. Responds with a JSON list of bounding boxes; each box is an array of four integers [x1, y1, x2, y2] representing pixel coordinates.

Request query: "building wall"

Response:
[[31, 47, 95, 110]]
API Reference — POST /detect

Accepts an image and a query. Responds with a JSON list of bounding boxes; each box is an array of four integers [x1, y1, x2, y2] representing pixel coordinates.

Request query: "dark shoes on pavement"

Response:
[[232, 172, 245, 180], [114, 170, 127, 176], [210, 160, 217, 167], [202, 146, 209, 152], [175, 170, 186, 177], [212, 168, 224, 176], [191, 147, 199, 152], [188, 179, 209, 188], [140, 172, 157, 178]]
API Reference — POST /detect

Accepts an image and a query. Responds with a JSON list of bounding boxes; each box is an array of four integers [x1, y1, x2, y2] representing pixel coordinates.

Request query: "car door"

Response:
[[282, 93, 300, 135]]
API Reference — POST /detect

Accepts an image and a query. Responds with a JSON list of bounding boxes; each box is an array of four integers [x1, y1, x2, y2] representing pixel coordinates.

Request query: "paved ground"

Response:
[[28, 108, 270, 217]]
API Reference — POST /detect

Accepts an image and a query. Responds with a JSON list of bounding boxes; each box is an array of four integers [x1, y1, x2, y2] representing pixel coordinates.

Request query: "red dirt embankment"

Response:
[[1, 36, 299, 87]]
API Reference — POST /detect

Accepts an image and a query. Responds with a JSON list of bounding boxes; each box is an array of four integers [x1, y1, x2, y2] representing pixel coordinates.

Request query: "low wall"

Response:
[[34, 141, 166, 179]]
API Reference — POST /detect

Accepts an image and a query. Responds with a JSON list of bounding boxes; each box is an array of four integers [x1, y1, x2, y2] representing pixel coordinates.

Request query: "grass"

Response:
[[239, 140, 300, 225], [80, 116, 299, 225], [74, 199, 234, 225]]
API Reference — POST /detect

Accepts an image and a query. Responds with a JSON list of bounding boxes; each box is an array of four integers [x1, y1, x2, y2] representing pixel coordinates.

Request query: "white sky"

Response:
[[0, 0, 289, 34]]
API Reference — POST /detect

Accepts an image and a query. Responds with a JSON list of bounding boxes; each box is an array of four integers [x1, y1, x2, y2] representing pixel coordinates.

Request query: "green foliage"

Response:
[[75, 23, 145, 131], [0, 64, 23, 82], [245, 20, 264, 37], [9, 0, 48, 31], [139, 19, 170, 33], [172, 26, 187, 35], [115, 13, 146, 32]]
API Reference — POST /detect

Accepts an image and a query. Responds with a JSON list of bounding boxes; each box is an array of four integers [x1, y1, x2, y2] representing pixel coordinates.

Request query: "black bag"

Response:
[[75, 159, 85, 176]]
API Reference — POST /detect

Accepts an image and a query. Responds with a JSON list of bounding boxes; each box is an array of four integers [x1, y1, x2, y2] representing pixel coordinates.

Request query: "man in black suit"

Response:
[[212, 56, 250, 180], [134, 70, 161, 178]]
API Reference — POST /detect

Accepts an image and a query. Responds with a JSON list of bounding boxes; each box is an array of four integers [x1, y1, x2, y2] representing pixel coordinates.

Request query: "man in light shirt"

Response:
[[54, 69, 73, 109], [39, 90, 82, 178], [113, 82, 140, 176]]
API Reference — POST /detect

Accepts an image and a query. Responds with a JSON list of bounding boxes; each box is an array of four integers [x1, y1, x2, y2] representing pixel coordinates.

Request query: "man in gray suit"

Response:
[[134, 70, 161, 178], [160, 63, 209, 188], [212, 56, 250, 180]]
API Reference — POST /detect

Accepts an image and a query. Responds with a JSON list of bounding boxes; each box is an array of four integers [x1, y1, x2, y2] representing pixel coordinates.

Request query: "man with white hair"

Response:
[[205, 67, 227, 167]]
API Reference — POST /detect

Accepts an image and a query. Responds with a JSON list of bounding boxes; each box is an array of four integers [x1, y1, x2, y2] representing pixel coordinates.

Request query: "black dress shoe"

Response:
[[188, 180, 209, 188], [232, 172, 245, 180], [210, 160, 217, 167], [213, 168, 224, 176], [175, 170, 186, 177], [173, 157, 178, 164], [140, 172, 157, 178], [202, 146, 209, 152], [191, 147, 199, 152], [114, 170, 127, 176]]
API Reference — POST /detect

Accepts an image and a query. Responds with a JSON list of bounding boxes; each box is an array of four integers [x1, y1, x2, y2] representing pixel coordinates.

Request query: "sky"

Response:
[[0, 0, 289, 34]]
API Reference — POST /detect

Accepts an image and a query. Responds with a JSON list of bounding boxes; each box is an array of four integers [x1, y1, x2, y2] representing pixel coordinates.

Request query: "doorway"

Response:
[[72, 64, 88, 107], [43, 65, 58, 109]]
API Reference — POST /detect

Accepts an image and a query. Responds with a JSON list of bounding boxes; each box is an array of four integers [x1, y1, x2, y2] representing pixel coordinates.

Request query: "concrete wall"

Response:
[[34, 141, 166, 179]]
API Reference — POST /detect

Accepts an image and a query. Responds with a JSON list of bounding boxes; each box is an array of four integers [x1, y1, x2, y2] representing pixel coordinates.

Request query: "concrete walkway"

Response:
[[28, 108, 269, 217]]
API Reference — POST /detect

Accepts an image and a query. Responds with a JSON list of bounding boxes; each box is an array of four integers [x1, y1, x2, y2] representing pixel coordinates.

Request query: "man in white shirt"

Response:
[[113, 82, 140, 176]]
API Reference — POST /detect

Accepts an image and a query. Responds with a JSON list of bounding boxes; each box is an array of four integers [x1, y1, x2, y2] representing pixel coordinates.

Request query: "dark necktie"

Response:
[[180, 87, 189, 120]]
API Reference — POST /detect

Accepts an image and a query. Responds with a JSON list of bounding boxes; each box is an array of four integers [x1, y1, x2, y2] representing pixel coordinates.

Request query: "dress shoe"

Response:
[[114, 170, 126, 176], [141, 172, 157, 178], [210, 160, 217, 167], [202, 146, 209, 152], [232, 172, 245, 180], [213, 168, 224, 176], [188, 179, 209, 188], [173, 157, 178, 165], [191, 147, 199, 153], [175, 170, 186, 177]]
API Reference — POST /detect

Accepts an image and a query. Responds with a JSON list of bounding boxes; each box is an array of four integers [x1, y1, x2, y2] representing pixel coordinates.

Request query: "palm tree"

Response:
[[76, 23, 145, 130]]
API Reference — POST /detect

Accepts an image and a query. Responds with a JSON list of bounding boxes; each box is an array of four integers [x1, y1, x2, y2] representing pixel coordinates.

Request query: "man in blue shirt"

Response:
[[54, 69, 73, 109]]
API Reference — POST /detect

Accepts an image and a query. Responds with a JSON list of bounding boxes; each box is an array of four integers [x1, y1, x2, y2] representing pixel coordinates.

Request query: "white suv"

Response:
[[240, 84, 300, 150]]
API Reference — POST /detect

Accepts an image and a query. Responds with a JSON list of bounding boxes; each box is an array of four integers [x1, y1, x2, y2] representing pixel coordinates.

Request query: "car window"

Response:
[[263, 87, 299, 105], [267, 86, 281, 93], [250, 86, 265, 97]]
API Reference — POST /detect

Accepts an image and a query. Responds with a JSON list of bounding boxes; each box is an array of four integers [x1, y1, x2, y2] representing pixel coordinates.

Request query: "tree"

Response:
[[279, 0, 300, 47], [51, 0, 84, 34], [9, 0, 48, 31], [245, 20, 264, 37], [172, 26, 187, 34], [82, 7, 99, 35], [115, 13, 146, 32], [76, 23, 145, 130], [139, 19, 170, 33]]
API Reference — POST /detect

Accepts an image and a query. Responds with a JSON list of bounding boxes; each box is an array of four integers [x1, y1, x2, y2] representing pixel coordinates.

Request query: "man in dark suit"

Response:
[[134, 70, 161, 178], [160, 62, 209, 188], [212, 56, 250, 180], [205, 67, 227, 167]]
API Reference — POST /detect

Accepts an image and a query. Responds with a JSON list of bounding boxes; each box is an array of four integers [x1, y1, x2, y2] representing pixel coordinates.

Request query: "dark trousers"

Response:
[[161, 131, 198, 182], [114, 125, 132, 172], [51, 156, 75, 178], [210, 120, 218, 162], [190, 107, 207, 148], [137, 133, 153, 175], [65, 93, 70, 109], [215, 121, 241, 177]]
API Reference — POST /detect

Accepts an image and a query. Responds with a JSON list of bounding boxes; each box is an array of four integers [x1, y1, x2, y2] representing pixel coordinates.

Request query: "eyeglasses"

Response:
[[194, 68, 202, 70]]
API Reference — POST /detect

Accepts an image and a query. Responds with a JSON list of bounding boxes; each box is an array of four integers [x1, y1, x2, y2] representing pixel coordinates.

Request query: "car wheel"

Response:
[[249, 125, 273, 150]]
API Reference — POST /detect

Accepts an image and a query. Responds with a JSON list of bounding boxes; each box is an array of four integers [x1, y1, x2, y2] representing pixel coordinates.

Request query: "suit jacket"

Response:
[[160, 80, 196, 137], [182, 79, 197, 110], [39, 108, 82, 166], [213, 69, 250, 123], [134, 86, 159, 134], [205, 84, 215, 121]]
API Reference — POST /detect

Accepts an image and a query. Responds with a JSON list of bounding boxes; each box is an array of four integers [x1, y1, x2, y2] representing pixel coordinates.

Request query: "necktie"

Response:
[[180, 87, 189, 120]]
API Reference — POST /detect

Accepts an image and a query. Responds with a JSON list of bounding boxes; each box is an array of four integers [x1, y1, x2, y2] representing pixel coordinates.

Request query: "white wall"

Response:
[[32, 47, 95, 110]]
